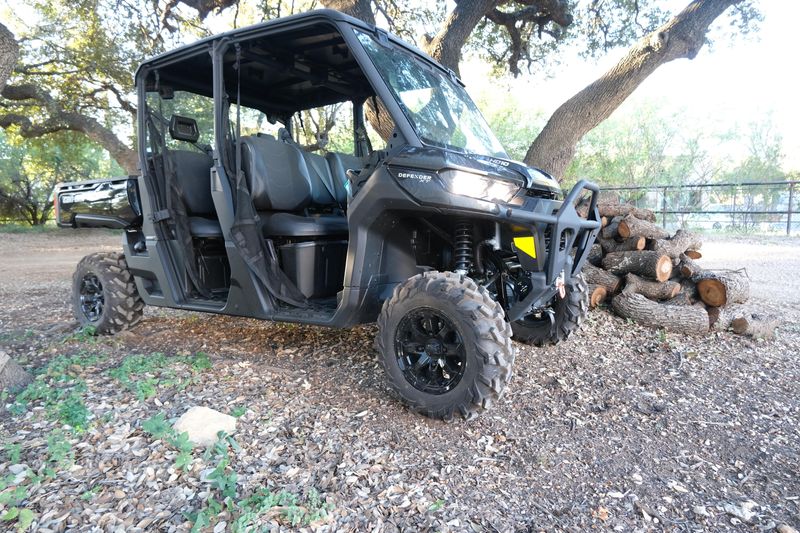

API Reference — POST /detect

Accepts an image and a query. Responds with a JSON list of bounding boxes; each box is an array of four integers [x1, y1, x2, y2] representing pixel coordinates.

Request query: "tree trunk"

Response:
[[611, 291, 709, 334], [598, 204, 656, 223], [617, 214, 670, 240], [320, 0, 375, 24], [602, 250, 672, 281], [0, 23, 17, 93], [693, 270, 750, 307], [1, 84, 139, 174], [524, 0, 743, 178], [597, 235, 646, 254], [587, 284, 607, 308], [421, 0, 498, 74], [623, 273, 681, 301], [582, 262, 621, 295], [648, 229, 702, 259]]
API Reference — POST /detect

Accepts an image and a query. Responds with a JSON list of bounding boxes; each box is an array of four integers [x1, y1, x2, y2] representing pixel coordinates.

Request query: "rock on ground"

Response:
[[173, 406, 237, 447], [0, 350, 32, 393]]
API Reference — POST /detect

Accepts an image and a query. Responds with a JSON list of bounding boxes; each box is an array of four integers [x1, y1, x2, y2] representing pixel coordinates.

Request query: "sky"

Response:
[[459, 0, 800, 170]]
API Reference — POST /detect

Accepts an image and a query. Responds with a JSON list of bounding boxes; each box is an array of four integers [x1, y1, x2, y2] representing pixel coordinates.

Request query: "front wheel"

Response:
[[511, 274, 589, 346], [71, 252, 144, 334], [376, 271, 515, 421]]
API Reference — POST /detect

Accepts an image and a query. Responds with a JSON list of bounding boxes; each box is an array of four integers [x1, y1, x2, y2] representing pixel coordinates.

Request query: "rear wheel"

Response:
[[376, 271, 514, 421], [511, 274, 588, 346], [72, 252, 144, 334]]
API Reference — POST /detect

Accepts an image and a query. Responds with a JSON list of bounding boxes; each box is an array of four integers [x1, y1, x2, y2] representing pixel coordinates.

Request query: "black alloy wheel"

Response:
[[79, 273, 105, 322], [394, 307, 466, 395]]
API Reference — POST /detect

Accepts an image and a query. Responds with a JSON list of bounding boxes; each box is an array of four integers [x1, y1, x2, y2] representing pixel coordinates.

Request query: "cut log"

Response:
[[582, 263, 622, 295], [623, 273, 681, 301], [664, 291, 695, 306], [692, 270, 750, 307], [685, 250, 702, 260], [597, 235, 646, 254], [648, 229, 702, 259], [731, 313, 780, 340], [678, 254, 703, 278], [617, 214, 670, 240], [708, 305, 780, 339], [602, 251, 673, 282], [587, 243, 603, 267], [601, 216, 610, 228], [597, 204, 657, 223], [587, 284, 608, 308], [601, 216, 622, 239], [611, 291, 709, 334]]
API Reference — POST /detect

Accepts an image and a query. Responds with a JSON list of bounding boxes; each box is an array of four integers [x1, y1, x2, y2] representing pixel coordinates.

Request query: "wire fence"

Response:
[[600, 180, 799, 236]]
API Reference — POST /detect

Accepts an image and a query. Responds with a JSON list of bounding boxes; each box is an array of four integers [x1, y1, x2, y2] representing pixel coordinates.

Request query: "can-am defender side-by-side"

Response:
[[55, 10, 600, 420]]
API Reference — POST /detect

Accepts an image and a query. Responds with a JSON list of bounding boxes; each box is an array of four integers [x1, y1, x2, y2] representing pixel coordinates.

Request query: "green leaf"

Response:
[[141, 412, 171, 439], [1, 508, 20, 521], [16, 509, 34, 532]]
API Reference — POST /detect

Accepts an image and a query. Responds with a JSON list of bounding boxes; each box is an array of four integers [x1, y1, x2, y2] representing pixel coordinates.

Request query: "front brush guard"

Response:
[[501, 179, 601, 321]]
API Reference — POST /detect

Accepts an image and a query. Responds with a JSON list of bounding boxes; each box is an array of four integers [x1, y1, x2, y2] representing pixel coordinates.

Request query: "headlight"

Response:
[[440, 170, 519, 203]]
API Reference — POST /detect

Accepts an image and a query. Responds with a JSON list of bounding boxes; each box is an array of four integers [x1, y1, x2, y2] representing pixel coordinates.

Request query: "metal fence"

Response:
[[599, 180, 798, 236]]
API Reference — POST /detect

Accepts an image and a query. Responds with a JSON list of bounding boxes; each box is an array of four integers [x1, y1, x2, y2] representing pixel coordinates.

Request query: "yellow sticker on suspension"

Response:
[[513, 236, 537, 258]]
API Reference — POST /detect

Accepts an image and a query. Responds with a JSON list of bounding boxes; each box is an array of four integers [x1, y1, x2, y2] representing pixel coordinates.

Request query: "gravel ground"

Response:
[[1, 230, 798, 532]]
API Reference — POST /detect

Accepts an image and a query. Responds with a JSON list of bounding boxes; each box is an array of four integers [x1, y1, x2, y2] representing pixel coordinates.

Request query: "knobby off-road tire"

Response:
[[376, 271, 515, 421], [72, 252, 144, 334], [511, 274, 589, 346]]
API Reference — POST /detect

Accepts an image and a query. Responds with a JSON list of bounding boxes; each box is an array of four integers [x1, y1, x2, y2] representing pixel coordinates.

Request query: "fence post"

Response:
[[661, 187, 667, 228], [789, 182, 795, 236]]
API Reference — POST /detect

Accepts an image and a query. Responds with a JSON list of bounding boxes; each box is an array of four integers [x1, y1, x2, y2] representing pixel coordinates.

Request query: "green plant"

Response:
[[56, 392, 90, 431], [45, 430, 73, 471], [109, 352, 211, 401], [64, 325, 98, 343], [0, 507, 36, 532], [3, 443, 22, 464], [80, 485, 102, 501], [429, 499, 445, 512], [142, 412, 196, 471], [230, 405, 247, 418]]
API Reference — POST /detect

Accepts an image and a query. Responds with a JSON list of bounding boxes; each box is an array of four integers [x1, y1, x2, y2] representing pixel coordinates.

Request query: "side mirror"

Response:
[[169, 115, 200, 143]]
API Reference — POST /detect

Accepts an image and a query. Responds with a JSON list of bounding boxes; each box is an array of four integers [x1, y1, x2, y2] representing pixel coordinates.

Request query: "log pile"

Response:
[[582, 202, 777, 338]]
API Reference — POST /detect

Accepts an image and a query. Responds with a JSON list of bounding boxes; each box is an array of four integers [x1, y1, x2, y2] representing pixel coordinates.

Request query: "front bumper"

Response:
[[501, 179, 601, 321]]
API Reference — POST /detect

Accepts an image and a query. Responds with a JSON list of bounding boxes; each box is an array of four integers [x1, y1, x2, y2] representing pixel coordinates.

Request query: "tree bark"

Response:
[[422, 0, 500, 74], [321, 0, 375, 24], [617, 214, 670, 240], [598, 204, 656, 223], [524, 0, 744, 178], [611, 291, 709, 334], [648, 229, 702, 259], [693, 270, 749, 307], [587, 243, 603, 267], [600, 216, 622, 239], [623, 273, 681, 301], [0, 23, 18, 93], [602, 250, 672, 282], [678, 254, 703, 278], [582, 262, 621, 295]]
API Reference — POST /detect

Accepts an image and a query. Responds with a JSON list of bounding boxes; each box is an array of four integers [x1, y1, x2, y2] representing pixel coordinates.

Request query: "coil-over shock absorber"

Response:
[[453, 219, 473, 274]]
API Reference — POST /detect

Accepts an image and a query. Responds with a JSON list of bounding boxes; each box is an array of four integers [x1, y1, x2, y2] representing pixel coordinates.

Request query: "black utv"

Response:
[[55, 9, 600, 420]]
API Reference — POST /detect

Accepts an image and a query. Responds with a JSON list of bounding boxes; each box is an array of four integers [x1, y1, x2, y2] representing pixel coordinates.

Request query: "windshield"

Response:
[[355, 30, 508, 159]]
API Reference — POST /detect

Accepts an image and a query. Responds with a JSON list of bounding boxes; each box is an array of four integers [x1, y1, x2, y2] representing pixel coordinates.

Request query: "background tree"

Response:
[[0, 0, 761, 184], [0, 130, 122, 225]]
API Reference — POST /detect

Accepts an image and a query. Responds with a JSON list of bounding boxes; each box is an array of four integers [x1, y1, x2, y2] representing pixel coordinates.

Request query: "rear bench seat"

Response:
[[240, 133, 361, 238]]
